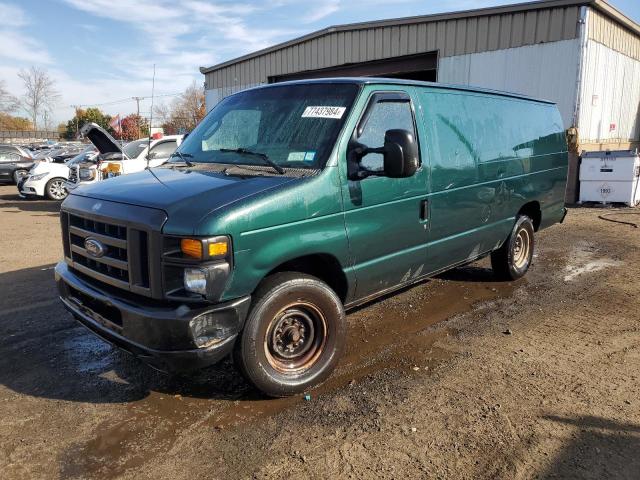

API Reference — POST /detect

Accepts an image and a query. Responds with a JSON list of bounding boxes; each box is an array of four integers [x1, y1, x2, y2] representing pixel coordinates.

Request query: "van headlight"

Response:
[[184, 268, 208, 295], [79, 168, 96, 180]]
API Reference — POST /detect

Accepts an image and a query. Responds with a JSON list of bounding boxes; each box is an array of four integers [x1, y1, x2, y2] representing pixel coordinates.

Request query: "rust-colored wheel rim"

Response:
[[513, 227, 531, 269], [264, 302, 327, 375]]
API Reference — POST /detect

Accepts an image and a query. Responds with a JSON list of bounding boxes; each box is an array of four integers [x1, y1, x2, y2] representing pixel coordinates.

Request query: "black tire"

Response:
[[13, 169, 28, 185], [235, 272, 346, 397], [491, 215, 535, 280], [45, 177, 68, 201]]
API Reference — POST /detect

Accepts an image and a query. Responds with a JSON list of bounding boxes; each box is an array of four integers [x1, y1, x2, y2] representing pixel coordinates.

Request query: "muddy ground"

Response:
[[0, 183, 638, 479]]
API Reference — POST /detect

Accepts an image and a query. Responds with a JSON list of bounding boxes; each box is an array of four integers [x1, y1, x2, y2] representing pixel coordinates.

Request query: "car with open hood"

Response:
[[65, 123, 182, 190]]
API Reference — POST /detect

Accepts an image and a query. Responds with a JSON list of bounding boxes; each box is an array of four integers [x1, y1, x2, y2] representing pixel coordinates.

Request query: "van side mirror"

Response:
[[146, 152, 157, 160], [382, 129, 419, 178], [348, 129, 419, 180]]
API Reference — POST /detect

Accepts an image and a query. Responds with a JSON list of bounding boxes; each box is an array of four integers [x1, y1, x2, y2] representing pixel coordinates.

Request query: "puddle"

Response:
[[563, 241, 623, 282], [61, 260, 519, 479], [62, 331, 115, 373]]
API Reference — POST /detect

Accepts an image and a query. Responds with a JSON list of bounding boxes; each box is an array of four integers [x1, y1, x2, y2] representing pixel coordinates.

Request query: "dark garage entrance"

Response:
[[269, 52, 438, 83]]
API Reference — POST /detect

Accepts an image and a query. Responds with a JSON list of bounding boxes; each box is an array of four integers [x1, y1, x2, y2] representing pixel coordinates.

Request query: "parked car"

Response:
[[18, 146, 97, 200], [55, 79, 568, 397], [0, 144, 34, 158], [0, 149, 36, 184], [65, 123, 183, 190]]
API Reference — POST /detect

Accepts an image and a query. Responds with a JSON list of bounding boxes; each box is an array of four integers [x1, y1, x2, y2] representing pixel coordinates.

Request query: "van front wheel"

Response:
[[235, 272, 346, 397], [491, 215, 535, 280]]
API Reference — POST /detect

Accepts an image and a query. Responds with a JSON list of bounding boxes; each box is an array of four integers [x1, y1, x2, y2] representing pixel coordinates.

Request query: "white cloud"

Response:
[[304, 0, 340, 23], [0, 3, 52, 64], [77, 23, 99, 32], [0, 2, 28, 28], [61, 0, 182, 23], [0, 31, 52, 63]]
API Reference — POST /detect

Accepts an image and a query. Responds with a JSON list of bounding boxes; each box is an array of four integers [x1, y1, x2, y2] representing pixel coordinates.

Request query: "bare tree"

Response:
[[154, 81, 205, 134], [0, 79, 18, 114], [18, 67, 60, 130]]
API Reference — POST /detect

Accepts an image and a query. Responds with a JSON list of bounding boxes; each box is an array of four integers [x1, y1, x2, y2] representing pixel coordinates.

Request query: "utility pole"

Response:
[[70, 105, 81, 137], [132, 96, 143, 138]]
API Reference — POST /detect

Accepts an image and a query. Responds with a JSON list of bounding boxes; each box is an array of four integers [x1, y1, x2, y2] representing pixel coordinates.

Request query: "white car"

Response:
[[66, 123, 183, 190], [19, 146, 97, 200]]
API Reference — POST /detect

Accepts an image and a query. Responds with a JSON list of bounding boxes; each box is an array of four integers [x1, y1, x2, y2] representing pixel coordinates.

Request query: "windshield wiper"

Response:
[[219, 148, 284, 175], [169, 151, 194, 167]]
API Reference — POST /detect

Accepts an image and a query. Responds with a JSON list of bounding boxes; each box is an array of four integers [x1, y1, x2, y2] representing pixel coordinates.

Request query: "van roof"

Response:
[[243, 77, 556, 105]]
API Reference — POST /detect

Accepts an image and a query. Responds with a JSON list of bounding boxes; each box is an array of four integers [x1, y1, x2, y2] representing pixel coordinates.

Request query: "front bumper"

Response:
[[65, 178, 95, 191], [19, 177, 45, 197], [55, 261, 251, 372]]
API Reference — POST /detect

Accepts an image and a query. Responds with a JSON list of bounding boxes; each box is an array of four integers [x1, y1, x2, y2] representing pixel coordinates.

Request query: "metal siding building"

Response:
[[201, 0, 640, 152]]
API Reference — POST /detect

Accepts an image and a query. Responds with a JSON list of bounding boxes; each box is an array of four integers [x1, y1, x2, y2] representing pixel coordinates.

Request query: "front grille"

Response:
[[62, 211, 151, 294]]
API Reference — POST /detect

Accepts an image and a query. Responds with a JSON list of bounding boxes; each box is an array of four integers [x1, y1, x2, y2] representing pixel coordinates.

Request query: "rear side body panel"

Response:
[[415, 87, 568, 273]]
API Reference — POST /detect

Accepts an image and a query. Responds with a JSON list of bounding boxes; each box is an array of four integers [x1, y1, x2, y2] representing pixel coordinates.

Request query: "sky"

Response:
[[1, 0, 638, 127]]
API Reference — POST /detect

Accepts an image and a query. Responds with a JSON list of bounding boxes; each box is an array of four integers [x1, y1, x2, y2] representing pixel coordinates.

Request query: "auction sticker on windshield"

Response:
[[302, 106, 346, 119]]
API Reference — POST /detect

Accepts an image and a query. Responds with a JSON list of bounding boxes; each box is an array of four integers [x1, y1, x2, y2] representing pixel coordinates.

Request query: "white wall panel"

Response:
[[578, 40, 640, 143], [438, 39, 581, 128]]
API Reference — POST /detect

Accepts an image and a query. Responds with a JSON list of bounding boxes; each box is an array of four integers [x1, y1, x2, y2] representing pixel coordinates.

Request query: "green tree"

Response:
[[63, 107, 114, 140]]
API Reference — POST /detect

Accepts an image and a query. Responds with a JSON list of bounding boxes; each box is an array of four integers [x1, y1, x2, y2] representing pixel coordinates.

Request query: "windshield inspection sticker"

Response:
[[287, 151, 317, 163], [287, 152, 306, 162], [302, 106, 346, 119]]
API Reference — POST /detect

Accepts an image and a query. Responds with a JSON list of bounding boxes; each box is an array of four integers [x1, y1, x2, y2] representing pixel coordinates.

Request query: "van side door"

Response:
[[340, 88, 429, 301]]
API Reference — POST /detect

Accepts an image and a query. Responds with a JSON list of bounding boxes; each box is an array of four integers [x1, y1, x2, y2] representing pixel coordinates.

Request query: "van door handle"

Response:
[[420, 199, 429, 221]]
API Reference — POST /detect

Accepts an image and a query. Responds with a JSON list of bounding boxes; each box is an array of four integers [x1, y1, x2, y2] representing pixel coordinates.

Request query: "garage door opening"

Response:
[[270, 52, 438, 83]]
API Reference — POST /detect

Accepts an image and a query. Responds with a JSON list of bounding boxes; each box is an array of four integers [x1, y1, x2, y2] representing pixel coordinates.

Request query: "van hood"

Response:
[[79, 122, 122, 155], [69, 167, 300, 232]]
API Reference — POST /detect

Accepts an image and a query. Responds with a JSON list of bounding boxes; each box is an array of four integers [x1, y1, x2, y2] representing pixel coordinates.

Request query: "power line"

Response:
[[74, 92, 181, 108]]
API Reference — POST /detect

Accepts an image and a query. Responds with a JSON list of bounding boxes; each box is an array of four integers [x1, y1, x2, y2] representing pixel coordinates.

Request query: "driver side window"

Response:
[[358, 99, 415, 171]]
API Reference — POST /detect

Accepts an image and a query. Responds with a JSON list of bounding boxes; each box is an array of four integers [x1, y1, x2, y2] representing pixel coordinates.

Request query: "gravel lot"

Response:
[[0, 182, 638, 479]]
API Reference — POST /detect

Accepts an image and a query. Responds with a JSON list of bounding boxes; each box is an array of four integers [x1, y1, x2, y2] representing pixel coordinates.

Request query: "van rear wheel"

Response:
[[491, 215, 535, 280], [234, 272, 346, 397]]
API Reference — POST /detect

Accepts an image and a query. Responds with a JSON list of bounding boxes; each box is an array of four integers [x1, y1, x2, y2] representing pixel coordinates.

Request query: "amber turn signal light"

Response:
[[181, 238, 203, 259], [208, 241, 228, 257]]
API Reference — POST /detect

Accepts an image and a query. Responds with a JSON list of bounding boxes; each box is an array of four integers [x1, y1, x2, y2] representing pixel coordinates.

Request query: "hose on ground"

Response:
[[598, 212, 640, 228]]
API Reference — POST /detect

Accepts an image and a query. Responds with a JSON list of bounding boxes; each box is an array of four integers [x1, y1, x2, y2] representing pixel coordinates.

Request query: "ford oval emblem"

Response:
[[84, 237, 106, 258]]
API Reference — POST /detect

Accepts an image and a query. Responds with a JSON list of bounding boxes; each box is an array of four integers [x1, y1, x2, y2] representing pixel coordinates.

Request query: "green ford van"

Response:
[[55, 78, 568, 396]]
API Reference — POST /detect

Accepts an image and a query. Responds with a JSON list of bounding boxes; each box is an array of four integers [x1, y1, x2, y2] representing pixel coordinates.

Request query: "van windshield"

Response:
[[175, 83, 359, 170]]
